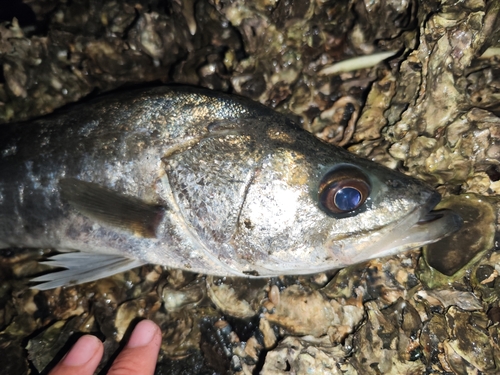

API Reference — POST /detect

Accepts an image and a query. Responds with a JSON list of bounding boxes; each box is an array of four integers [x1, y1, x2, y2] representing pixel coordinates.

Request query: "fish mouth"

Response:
[[406, 208, 462, 245], [398, 192, 462, 244], [348, 191, 463, 264]]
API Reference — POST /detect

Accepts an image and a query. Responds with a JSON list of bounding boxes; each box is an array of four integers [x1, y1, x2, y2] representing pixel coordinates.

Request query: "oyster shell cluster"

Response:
[[1, 0, 500, 374]]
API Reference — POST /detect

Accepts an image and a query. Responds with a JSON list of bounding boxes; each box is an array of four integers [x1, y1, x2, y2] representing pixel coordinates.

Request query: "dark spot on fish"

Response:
[[65, 225, 82, 240], [243, 219, 253, 229], [227, 179, 245, 184]]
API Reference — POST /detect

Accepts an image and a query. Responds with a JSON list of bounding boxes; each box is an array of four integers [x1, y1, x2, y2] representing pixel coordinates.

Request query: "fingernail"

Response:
[[63, 335, 101, 366], [127, 320, 158, 348]]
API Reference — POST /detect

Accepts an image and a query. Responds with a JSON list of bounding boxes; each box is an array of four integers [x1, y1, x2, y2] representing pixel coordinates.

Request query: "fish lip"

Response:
[[389, 191, 463, 249], [416, 191, 462, 233], [417, 209, 462, 228]]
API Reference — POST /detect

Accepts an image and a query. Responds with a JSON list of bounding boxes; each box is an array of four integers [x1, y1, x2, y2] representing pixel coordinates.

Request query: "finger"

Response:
[[49, 335, 104, 375], [108, 319, 162, 375]]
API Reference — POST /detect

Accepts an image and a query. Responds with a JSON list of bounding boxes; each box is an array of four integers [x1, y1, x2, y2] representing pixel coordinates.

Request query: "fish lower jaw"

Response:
[[346, 207, 462, 265]]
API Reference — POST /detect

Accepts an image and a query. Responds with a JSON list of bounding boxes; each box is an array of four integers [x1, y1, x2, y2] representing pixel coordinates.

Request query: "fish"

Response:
[[0, 86, 462, 290]]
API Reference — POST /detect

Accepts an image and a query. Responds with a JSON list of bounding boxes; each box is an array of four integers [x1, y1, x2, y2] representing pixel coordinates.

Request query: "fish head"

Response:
[[227, 120, 462, 276], [163, 115, 461, 277]]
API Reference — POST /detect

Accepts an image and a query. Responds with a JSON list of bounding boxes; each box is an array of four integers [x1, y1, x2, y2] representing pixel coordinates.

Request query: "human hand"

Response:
[[49, 319, 161, 375]]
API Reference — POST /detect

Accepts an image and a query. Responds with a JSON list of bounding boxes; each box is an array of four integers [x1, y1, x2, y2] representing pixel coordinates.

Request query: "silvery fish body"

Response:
[[0, 86, 461, 289]]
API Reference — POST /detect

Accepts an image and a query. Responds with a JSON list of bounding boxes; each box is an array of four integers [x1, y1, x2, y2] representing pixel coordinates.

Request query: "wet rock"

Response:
[[445, 307, 498, 373], [160, 276, 205, 312], [415, 290, 482, 311], [261, 336, 353, 375], [348, 301, 426, 373], [26, 315, 93, 373], [264, 284, 364, 340], [206, 276, 268, 319]]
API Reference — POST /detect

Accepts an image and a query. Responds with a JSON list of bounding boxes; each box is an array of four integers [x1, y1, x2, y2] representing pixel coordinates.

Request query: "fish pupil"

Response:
[[334, 187, 361, 211]]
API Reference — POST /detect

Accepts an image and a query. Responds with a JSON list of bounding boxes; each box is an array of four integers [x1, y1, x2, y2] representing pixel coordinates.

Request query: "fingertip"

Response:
[[107, 320, 161, 375], [62, 335, 102, 366], [49, 335, 103, 375], [127, 319, 161, 348]]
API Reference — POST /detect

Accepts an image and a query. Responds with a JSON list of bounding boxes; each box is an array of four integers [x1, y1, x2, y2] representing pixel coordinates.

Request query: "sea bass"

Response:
[[0, 86, 461, 289]]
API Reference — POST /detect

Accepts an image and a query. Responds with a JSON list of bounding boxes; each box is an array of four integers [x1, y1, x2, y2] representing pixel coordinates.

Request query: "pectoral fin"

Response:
[[59, 178, 165, 238], [31, 253, 146, 290]]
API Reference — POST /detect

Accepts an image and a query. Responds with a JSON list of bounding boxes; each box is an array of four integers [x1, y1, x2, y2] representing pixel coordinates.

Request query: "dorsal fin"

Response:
[[59, 178, 165, 238]]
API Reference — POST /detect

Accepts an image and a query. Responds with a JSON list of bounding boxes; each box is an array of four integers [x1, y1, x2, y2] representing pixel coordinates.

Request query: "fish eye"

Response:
[[318, 166, 371, 215]]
